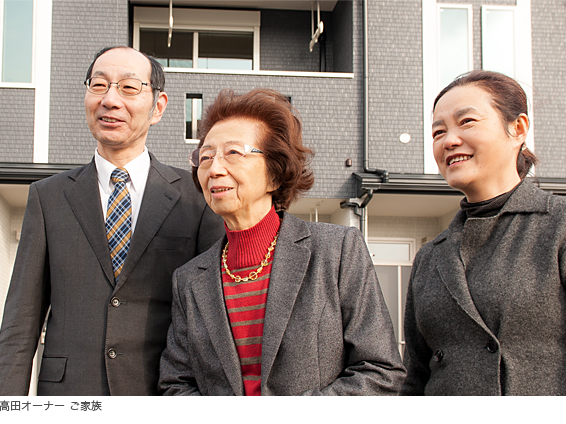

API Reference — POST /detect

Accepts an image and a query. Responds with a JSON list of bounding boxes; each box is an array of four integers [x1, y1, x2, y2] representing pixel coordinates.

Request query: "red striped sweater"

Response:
[[222, 207, 281, 396]]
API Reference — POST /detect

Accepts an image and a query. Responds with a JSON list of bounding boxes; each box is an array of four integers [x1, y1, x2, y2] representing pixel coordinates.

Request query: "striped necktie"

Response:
[[106, 168, 132, 282]]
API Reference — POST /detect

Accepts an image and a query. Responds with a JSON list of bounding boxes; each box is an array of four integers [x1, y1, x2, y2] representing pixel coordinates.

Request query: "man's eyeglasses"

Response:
[[190, 143, 264, 168], [84, 77, 160, 96]]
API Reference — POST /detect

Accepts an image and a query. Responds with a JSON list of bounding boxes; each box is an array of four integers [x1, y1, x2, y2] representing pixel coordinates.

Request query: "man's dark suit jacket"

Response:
[[0, 153, 224, 396]]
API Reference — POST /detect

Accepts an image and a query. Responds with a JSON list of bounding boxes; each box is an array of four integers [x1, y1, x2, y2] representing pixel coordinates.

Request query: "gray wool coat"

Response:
[[159, 212, 406, 395], [401, 181, 566, 395]]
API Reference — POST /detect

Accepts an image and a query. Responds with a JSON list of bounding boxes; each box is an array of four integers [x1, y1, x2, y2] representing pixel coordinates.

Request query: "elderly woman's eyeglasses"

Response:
[[84, 77, 159, 96], [190, 143, 264, 168]]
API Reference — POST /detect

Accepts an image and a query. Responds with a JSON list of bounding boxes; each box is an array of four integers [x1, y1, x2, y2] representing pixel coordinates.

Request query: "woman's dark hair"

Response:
[[433, 70, 538, 179], [193, 88, 314, 210]]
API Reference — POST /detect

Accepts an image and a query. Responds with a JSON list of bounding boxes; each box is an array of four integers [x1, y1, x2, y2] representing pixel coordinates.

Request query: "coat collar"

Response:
[[500, 179, 550, 214], [64, 153, 182, 290], [430, 180, 550, 335], [432, 180, 550, 246], [189, 212, 312, 395]]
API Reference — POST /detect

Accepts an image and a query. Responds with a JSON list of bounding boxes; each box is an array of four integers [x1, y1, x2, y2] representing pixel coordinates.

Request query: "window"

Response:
[[422, 0, 533, 174], [481, 6, 515, 78], [0, 0, 34, 83], [185, 93, 202, 143], [438, 6, 472, 89], [482, 3, 534, 156], [139, 29, 253, 71], [133, 7, 260, 71], [140, 29, 194, 68], [198, 31, 253, 71]]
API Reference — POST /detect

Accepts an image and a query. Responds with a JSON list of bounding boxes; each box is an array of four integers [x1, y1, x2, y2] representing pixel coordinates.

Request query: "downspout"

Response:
[[342, 0, 387, 238], [361, 0, 387, 239], [362, 0, 388, 184]]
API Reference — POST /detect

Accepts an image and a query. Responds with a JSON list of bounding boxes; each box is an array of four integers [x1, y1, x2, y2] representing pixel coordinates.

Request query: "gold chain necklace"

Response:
[[222, 232, 279, 283]]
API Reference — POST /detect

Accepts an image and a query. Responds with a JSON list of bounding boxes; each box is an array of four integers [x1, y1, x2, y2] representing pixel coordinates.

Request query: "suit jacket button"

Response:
[[107, 349, 117, 359], [433, 349, 444, 362], [111, 297, 121, 307], [486, 340, 498, 353]]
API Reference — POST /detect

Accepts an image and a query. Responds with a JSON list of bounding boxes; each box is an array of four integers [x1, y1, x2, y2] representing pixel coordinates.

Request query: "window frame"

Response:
[[0, 0, 52, 164], [133, 6, 260, 72], [436, 4, 473, 89], [185, 93, 203, 144], [481, 3, 534, 157], [0, 0, 36, 87], [481, 5, 516, 78], [422, 0, 533, 174], [423, 2, 473, 175]]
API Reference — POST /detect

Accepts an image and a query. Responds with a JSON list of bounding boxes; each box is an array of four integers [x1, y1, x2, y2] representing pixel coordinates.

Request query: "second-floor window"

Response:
[[0, 0, 34, 83], [438, 5, 472, 89], [422, 0, 533, 174], [140, 29, 254, 71], [133, 7, 260, 71]]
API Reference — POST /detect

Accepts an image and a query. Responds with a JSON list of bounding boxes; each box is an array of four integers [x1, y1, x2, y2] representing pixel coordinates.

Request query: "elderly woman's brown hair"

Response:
[[192, 88, 314, 210]]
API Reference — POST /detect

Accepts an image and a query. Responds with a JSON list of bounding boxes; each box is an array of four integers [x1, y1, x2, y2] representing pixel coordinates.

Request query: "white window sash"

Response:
[[423, 2, 473, 174], [422, 0, 532, 174], [0, 0, 36, 87], [482, 2, 534, 160], [133, 6, 260, 71]]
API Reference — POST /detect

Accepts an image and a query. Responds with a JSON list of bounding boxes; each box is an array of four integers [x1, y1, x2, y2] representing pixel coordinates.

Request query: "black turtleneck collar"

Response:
[[460, 181, 523, 218]]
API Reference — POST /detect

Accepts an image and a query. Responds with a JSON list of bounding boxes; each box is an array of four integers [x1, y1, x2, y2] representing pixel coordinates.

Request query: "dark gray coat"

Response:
[[159, 212, 406, 395], [401, 181, 566, 395], [0, 154, 224, 396]]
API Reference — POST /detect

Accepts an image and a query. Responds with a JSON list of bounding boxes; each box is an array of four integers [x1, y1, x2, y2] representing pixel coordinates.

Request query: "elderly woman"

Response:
[[159, 88, 405, 395], [401, 70, 566, 395]]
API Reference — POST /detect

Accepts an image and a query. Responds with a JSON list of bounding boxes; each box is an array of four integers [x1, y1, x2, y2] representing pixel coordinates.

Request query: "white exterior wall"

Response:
[[330, 205, 360, 229], [368, 215, 449, 251]]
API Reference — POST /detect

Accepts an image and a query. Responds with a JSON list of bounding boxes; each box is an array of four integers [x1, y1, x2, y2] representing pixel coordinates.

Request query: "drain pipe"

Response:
[[343, 0, 385, 239], [343, 1, 388, 238], [362, 0, 388, 185], [340, 189, 373, 239]]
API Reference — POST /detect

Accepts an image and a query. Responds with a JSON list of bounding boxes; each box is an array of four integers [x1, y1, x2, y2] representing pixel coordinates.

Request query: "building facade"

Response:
[[1, 0, 565, 391]]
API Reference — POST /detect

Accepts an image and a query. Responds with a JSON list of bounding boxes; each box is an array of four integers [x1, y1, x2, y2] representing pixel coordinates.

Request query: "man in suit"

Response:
[[0, 46, 224, 396]]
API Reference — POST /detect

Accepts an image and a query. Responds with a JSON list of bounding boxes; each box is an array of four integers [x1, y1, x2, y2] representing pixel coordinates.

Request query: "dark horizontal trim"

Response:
[[354, 172, 566, 197], [0, 162, 82, 184], [354, 172, 458, 196], [533, 178, 566, 196]]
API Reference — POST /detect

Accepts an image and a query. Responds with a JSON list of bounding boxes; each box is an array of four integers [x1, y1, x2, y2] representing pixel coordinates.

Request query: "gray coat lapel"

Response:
[[116, 154, 181, 290], [435, 181, 550, 333], [64, 160, 115, 287], [191, 240, 244, 396], [261, 213, 310, 388], [434, 211, 489, 331]]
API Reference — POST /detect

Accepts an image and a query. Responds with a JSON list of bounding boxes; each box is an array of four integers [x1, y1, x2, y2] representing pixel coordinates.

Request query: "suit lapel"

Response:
[[261, 213, 310, 388], [434, 212, 491, 333], [191, 241, 244, 396], [115, 155, 181, 290], [64, 160, 115, 287]]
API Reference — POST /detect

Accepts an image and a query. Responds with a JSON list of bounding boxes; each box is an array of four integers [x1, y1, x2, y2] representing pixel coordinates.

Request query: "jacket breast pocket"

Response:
[[38, 356, 67, 382], [148, 236, 191, 251]]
